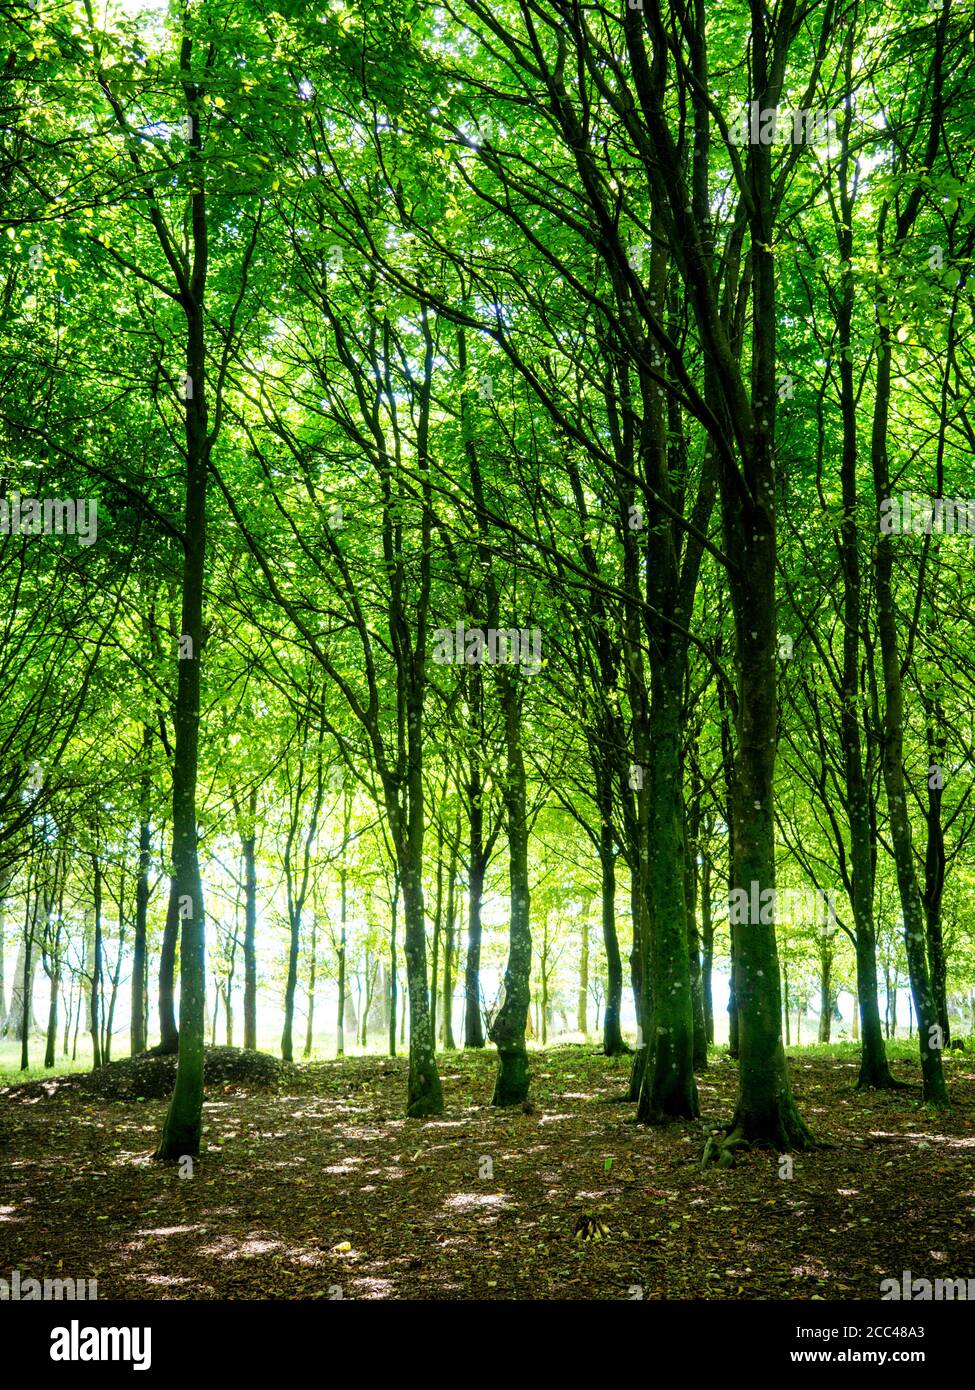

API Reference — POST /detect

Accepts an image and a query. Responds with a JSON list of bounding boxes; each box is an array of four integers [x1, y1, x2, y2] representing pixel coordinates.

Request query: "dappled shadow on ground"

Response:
[[1, 1047, 973, 1299]]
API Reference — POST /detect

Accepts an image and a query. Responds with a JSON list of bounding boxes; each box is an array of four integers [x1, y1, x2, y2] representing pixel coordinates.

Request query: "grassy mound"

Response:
[[0, 1045, 288, 1103]]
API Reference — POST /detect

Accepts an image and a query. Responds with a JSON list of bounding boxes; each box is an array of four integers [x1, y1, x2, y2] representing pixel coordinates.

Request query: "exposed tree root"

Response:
[[854, 1075, 914, 1093]]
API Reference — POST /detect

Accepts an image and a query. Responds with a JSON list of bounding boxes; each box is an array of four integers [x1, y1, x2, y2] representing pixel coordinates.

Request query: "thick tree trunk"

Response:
[[723, 530, 811, 1150], [637, 684, 699, 1123], [156, 67, 211, 1159], [401, 862, 443, 1116]]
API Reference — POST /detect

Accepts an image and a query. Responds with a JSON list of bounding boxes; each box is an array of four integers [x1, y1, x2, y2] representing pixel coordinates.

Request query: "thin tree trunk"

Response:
[[304, 917, 317, 1058], [131, 726, 153, 1057], [818, 946, 833, 1044], [701, 848, 714, 1044], [489, 680, 532, 1106], [577, 915, 589, 1036], [90, 860, 103, 1070], [464, 761, 486, 1048], [442, 837, 458, 1050], [598, 815, 626, 1055], [242, 787, 258, 1050], [156, 877, 180, 1055], [388, 877, 398, 1057], [337, 852, 347, 1058]]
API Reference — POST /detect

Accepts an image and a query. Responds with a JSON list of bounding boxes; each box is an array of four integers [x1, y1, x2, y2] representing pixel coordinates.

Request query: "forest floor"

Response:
[[1, 1044, 974, 1300]]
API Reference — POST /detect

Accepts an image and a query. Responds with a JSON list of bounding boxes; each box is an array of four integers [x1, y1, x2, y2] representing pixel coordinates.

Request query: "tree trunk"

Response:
[[464, 763, 486, 1048], [685, 785, 707, 1071], [156, 63, 211, 1160], [442, 841, 458, 1050], [722, 521, 811, 1149], [131, 728, 152, 1057], [337, 856, 347, 1058], [577, 915, 589, 1036], [242, 787, 258, 1050], [598, 816, 626, 1055], [6, 933, 36, 1043], [626, 865, 649, 1101], [430, 826, 442, 1048], [489, 682, 532, 1106], [401, 860, 442, 1115], [832, 181, 898, 1091], [637, 682, 699, 1123], [282, 904, 300, 1062], [156, 877, 180, 1055], [818, 946, 833, 1044], [701, 848, 714, 1044], [388, 879, 398, 1057], [90, 862, 103, 1070], [783, 961, 790, 1046], [923, 707, 949, 1045], [0, 891, 6, 1032], [304, 917, 316, 1058], [871, 314, 948, 1107]]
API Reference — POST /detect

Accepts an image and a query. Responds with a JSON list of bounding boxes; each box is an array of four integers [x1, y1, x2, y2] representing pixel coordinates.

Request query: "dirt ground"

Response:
[[1, 1045, 973, 1299]]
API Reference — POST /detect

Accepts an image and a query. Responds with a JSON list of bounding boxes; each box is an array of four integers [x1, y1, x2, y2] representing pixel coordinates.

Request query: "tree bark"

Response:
[[131, 730, 153, 1057], [489, 681, 532, 1106], [156, 57, 212, 1160]]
